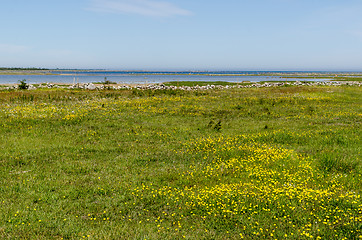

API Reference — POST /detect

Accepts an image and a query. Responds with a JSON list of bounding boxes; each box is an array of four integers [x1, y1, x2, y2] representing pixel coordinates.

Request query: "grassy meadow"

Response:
[[0, 85, 361, 239]]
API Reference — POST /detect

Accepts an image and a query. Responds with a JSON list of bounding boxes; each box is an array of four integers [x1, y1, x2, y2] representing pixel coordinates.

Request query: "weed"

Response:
[[214, 120, 222, 131]]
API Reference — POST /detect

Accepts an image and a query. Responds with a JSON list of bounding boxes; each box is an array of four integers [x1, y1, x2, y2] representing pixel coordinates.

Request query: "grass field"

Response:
[[163, 81, 241, 87], [0, 85, 361, 239]]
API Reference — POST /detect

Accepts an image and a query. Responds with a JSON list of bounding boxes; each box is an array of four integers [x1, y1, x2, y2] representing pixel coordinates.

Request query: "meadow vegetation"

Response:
[[163, 81, 240, 87], [0, 85, 361, 239]]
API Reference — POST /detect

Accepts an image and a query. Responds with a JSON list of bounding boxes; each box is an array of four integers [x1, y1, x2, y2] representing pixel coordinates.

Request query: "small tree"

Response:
[[18, 79, 29, 90]]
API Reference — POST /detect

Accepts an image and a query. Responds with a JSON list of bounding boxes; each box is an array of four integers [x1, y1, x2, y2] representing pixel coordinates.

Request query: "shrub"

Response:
[[18, 79, 29, 90]]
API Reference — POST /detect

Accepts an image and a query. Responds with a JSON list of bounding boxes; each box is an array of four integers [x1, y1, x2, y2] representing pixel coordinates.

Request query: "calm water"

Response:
[[0, 71, 333, 84]]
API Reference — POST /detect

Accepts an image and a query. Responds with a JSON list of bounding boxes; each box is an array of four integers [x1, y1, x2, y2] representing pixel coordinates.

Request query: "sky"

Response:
[[1, 0, 362, 70]]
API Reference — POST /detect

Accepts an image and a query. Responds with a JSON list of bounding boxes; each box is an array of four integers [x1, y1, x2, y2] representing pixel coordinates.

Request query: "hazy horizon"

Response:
[[2, 68, 362, 72]]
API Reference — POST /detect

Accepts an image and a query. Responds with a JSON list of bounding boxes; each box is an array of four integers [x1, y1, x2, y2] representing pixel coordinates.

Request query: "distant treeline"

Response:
[[0, 67, 49, 70]]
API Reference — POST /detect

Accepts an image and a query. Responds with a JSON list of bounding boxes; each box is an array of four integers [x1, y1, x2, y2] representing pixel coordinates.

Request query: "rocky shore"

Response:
[[1, 80, 361, 91]]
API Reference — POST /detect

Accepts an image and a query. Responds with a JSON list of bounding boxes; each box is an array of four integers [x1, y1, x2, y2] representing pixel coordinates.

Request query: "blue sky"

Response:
[[1, 0, 362, 70]]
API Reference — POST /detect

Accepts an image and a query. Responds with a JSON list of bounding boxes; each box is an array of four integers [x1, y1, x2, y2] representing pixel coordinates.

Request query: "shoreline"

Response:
[[1, 70, 362, 77], [2, 71, 362, 86], [1, 80, 361, 91]]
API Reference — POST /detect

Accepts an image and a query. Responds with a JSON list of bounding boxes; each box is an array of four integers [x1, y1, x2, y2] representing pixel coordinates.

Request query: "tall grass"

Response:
[[0, 86, 361, 239]]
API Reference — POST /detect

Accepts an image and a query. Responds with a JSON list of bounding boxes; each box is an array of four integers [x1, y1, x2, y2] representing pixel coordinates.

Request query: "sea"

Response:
[[0, 71, 337, 84]]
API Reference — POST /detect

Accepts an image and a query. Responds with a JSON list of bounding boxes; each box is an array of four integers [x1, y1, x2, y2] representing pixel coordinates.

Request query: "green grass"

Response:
[[163, 81, 240, 86], [334, 77, 362, 82], [0, 86, 361, 239], [92, 81, 117, 85]]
